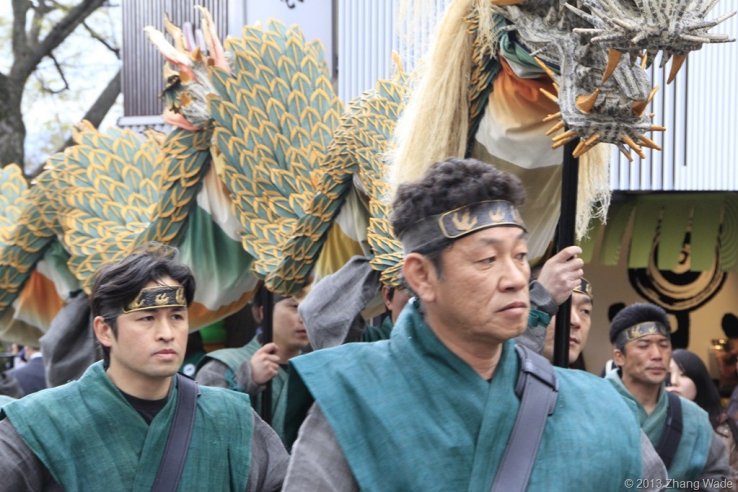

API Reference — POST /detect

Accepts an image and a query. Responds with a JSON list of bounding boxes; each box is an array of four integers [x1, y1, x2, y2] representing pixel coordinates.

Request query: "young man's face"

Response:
[[543, 291, 593, 364], [272, 297, 309, 352], [614, 334, 672, 388], [96, 277, 189, 385], [422, 226, 530, 345]]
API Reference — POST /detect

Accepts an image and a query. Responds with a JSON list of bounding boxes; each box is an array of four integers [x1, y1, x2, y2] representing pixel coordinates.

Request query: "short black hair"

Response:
[[609, 303, 669, 349], [250, 282, 285, 312], [390, 158, 526, 274], [90, 243, 196, 364]]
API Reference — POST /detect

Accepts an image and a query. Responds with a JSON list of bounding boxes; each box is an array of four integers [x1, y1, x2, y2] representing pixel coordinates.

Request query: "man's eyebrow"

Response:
[[477, 230, 528, 245]]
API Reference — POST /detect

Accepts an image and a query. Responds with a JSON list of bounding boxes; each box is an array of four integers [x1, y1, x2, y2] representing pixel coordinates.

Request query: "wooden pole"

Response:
[[553, 137, 580, 368], [260, 286, 274, 423]]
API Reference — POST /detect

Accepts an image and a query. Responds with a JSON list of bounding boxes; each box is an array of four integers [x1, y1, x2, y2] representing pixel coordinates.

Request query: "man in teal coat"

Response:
[[606, 302, 729, 491], [195, 291, 309, 442], [283, 158, 667, 491], [0, 245, 288, 491]]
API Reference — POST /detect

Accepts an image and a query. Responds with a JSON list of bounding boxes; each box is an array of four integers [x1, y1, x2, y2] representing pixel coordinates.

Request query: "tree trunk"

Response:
[[0, 79, 26, 167]]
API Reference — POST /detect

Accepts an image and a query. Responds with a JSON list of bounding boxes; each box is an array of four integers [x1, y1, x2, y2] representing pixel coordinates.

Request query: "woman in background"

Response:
[[668, 348, 738, 484]]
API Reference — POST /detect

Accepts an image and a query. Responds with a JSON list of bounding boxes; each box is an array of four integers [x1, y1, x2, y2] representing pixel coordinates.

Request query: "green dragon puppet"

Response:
[[0, 0, 731, 366]]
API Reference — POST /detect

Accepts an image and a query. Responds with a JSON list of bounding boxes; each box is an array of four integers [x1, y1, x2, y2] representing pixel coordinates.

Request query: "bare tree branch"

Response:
[[28, 0, 54, 49], [82, 21, 120, 58], [57, 68, 121, 155], [37, 52, 71, 94], [11, 0, 106, 82]]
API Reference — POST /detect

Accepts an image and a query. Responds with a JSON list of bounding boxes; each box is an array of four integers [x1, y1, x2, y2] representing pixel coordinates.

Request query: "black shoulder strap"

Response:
[[152, 374, 200, 492], [655, 391, 683, 470], [490, 345, 559, 492]]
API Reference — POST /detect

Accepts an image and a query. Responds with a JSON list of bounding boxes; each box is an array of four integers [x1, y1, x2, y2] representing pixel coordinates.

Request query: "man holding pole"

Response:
[[284, 158, 666, 491], [196, 291, 309, 442]]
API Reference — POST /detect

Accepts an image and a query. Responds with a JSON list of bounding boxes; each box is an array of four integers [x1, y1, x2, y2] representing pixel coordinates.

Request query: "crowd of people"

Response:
[[0, 158, 735, 490]]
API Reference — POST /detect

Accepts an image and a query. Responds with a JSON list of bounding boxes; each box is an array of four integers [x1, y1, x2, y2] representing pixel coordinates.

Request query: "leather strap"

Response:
[[490, 345, 558, 492], [151, 374, 200, 492], [655, 391, 683, 470]]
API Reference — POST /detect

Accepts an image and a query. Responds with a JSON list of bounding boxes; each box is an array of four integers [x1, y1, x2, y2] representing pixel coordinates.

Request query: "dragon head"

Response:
[[144, 7, 229, 131], [491, 0, 734, 160]]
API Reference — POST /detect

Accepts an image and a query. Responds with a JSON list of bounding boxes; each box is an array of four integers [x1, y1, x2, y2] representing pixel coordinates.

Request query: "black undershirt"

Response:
[[121, 390, 169, 424]]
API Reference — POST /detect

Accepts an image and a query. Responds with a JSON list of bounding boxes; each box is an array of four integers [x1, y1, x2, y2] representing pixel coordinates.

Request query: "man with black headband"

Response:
[[283, 158, 666, 491], [0, 245, 288, 491], [606, 303, 729, 488], [196, 289, 309, 443], [541, 278, 593, 366]]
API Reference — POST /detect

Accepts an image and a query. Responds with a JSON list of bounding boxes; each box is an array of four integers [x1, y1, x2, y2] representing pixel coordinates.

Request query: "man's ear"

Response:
[[402, 253, 437, 304], [92, 316, 114, 348], [381, 285, 393, 311], [612, 348, 625, 367]]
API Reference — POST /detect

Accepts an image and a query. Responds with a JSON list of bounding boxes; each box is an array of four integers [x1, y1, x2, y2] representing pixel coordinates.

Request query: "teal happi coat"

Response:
[[607, 370, 713, 487], [202, 335, 290, 441], [1, 362, 253, 492], [199, 335, 263, 391], [362, 316, 394, 342], [291, 299, 643, 492]]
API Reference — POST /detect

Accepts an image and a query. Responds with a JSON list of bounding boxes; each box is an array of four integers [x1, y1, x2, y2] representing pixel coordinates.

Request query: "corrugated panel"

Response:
[[611, 2, 737, 191], [338, 1, 393, 102], [337, 0, 451, 102], [122, 0, 228, 117], [122, 1, 163, 116], [682, 0, 737, 191], [610, 52, 686, 191]]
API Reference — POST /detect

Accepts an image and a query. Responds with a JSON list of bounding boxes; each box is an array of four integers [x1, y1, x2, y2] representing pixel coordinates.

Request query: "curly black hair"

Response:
[[390, 158, 526, 236], [390, 158, 526, 275]]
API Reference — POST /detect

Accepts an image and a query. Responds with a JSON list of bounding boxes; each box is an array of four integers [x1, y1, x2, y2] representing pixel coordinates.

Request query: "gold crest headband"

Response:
[[400, 200, 527, 253], [122, 285, 187, 314], [614, 321, 670, 348], [573, 278, 593, 299]]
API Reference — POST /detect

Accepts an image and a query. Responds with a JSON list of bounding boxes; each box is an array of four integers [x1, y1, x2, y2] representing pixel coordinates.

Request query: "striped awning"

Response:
[[580, 193, 738, 272]]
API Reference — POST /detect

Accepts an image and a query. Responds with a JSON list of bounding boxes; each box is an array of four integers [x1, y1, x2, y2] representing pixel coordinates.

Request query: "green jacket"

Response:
[[607, 370, 713, 487], [1, 362, 253, 491], [291, 299, 643, 491]]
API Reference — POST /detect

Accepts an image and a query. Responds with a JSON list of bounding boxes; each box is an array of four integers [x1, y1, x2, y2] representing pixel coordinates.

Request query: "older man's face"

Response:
[[423, 226, 531, 346]]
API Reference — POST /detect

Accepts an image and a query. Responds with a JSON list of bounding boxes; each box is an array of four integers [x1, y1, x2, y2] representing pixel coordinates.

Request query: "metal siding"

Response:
[[683, 0, 737, 191], [337, 0, 393, 102], [337, 0, 452, 103], [612, 2, 737, 191], [611, 55, 677, 191]]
